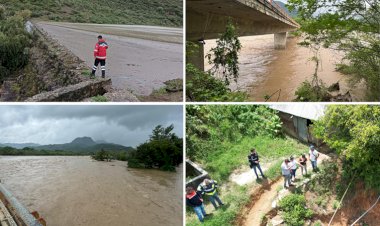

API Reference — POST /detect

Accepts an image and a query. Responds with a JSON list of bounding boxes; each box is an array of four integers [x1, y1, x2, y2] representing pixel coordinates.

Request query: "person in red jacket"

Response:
[[91, 35, 108, 78]]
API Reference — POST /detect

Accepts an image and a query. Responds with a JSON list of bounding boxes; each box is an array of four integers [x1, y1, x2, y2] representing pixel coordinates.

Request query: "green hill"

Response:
[[0, 0, 182, 27], [274, 1, 298, 18], [36, 137, 133, 153], [0, 137, 134, 154]]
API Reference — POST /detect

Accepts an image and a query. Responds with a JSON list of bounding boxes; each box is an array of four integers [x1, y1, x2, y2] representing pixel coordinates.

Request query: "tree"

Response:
[[287, 0, 380, 100], [92, 148, 110, 161], [186, 19, 246, 102], [128, 125, 182, 171], [313, 105, 380, 190], [206, 18, 242, 86]]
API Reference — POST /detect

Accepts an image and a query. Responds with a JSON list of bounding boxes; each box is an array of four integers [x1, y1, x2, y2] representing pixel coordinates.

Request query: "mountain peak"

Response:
[[71, 137, 96, 145]]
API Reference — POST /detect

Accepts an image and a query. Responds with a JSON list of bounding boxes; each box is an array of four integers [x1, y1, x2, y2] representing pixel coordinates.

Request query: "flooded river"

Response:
[[205, 34, 365, 101], [0, 156, 183, 226]]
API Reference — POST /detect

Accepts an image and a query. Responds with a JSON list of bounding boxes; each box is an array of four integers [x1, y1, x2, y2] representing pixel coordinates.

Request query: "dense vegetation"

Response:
[[313, 105, 380, 191], [0, 146, 81, 156], [186, 105, 308, 226], [278, 194, 313, 226], [127, 125, 182, 171], [92, 148, 128, 161], [0, 0, 182, 27], [288, 0, 380, 101], [186, 20, 247, 102], [0, 7, 33, 81]]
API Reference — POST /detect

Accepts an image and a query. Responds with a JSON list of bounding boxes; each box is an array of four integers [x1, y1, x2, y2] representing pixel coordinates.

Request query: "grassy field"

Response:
[[1, 0, 182, 27], [186, 136, 308, 226]]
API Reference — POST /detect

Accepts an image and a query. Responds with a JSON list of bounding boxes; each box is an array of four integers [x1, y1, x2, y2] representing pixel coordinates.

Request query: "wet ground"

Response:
[[37, 22, 183, 96], [0, 156, 183, 226], [205, 34, 365, 101]]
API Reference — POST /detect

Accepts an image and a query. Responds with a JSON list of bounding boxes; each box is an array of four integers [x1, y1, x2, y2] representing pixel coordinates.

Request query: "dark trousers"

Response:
[[208, 192, 224, 209], [92, 58, 106, 77], [252, 164, 265, 178]]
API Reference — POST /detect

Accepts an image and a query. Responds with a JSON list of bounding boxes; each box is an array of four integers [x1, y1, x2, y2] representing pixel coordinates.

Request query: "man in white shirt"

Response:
[[289, 156, 302, 181], [309, 145, 320, 171], [281, 159, 293, 188]]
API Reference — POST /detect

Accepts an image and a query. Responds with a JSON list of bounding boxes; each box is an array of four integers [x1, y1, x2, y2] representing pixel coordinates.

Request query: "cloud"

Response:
[[0, 105, 183, 147]]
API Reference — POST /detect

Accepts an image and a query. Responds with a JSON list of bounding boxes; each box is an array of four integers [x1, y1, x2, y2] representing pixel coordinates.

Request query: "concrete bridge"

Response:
[[187, 0, 300, 70]]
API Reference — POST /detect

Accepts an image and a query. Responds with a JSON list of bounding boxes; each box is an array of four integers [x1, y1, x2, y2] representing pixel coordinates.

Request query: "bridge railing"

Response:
[[254, 0, 300, 27]]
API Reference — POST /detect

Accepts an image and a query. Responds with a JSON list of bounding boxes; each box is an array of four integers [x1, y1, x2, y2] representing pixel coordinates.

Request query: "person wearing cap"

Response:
[[197, 178, 224, 210], [309, 145, 320, 171], [299, 154, 308, 175], [289, 156, 302, 181], [186, 186, 207, 222], [91, 35, 109, 78], [248, 148, 266, 179], [281, 158, 293, 188]]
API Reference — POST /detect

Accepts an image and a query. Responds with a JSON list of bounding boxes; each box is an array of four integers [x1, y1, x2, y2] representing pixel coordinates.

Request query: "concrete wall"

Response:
[[186, 160, 209, 189], [26, 79, 111, 102]]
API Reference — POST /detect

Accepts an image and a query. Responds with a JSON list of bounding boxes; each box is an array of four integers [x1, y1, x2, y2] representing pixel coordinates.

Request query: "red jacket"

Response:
[[94, 39, 108, 59]]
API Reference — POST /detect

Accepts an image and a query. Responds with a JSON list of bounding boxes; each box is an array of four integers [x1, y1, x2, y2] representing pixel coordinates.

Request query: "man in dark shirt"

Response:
[[186, 186, 207, 222], [248, 148, 266, 179]]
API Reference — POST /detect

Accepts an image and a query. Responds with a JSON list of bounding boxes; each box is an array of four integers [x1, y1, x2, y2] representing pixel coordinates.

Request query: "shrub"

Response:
[[279, 194, 313, 226], [0, 9, 33, 81], [294, 80, 330, 102], [186, 63, 246, 102], [91, 95, 108, 102], [92, 148, 112, 161]]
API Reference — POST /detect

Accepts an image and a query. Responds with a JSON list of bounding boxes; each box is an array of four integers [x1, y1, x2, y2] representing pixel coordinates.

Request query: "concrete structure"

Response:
[[187, 0, 300, 70], [26, 79, 112, 102], [270, 105, 325, 144], [186, 159, 209, 189]]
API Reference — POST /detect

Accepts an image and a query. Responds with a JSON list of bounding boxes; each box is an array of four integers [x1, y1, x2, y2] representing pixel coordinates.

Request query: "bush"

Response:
[[0, 9, 33, 81], [92, 148, 112, 161], [294, 80, 330, 102], [92, 95, 108, 102], [279, 194, 313, 226], [186, 63, 246, 102]]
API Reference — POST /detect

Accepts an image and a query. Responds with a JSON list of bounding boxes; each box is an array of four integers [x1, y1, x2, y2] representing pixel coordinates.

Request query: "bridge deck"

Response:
[[187, 0, 299, 40]]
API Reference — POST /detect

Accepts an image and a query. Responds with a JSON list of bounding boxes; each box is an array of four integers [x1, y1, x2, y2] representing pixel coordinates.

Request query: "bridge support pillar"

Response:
[[187, 41, 205, 71], [274, 32, 287, 49]]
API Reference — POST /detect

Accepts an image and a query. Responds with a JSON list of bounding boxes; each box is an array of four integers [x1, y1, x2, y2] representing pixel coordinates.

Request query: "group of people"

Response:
[[186, 179, 224, 222], [281, 145, 320, 188], [186, 145, 321, 222]]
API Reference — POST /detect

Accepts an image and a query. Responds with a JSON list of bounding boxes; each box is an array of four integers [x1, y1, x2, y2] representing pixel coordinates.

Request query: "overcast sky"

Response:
[[0, 105, 183, 147]]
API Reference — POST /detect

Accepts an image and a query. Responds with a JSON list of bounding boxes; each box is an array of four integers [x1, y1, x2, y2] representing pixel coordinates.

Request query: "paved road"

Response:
[[37, 22, 183, 96]]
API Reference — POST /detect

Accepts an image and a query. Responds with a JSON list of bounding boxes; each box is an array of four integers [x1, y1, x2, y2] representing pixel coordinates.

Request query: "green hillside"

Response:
[[36, 143, 133, 153], [0, 0, 182, 27]]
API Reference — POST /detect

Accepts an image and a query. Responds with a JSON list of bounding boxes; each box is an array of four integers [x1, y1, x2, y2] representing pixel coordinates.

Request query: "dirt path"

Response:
[[242, 153, 331, 226], [243, 179, 284, 226], [36, 22, 183, 96]]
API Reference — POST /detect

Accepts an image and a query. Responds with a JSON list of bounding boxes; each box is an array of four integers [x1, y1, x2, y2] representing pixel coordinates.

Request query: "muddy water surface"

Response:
[[205, 35, 365, 101], [0, 156, 182, 226]]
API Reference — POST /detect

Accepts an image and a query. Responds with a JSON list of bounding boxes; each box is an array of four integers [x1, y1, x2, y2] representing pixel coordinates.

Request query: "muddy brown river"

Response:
[[205, 34, 366, 101], [0, 156, 183, 226]]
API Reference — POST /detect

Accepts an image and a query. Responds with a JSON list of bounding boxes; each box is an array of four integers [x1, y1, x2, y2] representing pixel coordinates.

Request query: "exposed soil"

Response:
[[238, 153, 331, 226], [321, 182, 380, 226]]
